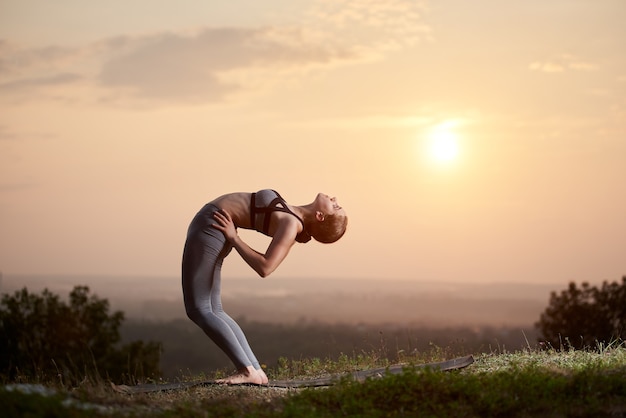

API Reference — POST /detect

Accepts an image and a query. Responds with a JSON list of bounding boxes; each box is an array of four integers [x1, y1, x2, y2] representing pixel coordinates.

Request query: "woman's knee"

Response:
[[186, 305, 221, 329], [185, 304, 205, 324]]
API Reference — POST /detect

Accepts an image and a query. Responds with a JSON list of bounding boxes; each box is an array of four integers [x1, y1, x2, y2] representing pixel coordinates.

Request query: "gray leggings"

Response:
[[182, 204, 261, 370]]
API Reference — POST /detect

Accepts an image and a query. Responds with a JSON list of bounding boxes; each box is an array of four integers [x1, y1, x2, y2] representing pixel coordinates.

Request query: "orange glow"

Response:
[[0, 1, 624, 286]]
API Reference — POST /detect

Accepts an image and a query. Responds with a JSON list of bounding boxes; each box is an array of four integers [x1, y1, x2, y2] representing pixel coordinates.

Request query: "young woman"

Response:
[[182, 189, 348, 384]]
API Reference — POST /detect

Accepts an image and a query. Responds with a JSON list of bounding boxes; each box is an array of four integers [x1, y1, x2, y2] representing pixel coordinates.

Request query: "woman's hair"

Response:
[[308, 213, 348, 244]]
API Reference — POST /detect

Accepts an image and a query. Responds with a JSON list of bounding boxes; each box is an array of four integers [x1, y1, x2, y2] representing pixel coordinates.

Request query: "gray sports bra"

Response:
[[250, 189, 311, 243]]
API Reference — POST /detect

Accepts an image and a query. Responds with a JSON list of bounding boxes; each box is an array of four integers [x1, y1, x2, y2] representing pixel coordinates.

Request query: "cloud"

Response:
[[0, 27, 370, 105], [529, 53, 598, 74], [309, 0, 429, 44], [0, 73, 82, 92], [0, 41, 96, 101], [98, 27, 359, 103], [528, 62, 564, 73], [96, 0, 430, 104], [0, 0, 429, 106], [0, 42, 84, 77]]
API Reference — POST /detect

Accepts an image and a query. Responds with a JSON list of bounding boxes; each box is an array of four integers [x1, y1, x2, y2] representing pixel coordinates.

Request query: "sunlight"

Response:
[[426, 121, 460, 164]]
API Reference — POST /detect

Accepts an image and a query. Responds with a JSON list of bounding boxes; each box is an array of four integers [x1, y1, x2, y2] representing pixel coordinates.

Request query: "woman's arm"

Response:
[[212, 209, 298, 277]]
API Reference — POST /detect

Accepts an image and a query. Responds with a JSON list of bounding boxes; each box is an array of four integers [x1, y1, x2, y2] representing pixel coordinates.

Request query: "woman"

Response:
[[182, 189, 348, 384]]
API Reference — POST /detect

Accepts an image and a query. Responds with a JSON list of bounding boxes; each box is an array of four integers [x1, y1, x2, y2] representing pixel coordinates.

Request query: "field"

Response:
[[3, 345, 625, 417]]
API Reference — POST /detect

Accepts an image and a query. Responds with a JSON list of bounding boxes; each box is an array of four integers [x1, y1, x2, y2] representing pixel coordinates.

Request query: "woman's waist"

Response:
[[197, 202, 250, 228]]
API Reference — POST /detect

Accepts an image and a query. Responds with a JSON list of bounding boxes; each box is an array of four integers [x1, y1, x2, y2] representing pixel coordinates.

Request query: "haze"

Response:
[[1, 1, 624, 289]]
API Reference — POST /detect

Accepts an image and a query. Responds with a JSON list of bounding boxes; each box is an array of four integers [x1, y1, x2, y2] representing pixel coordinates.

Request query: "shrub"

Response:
[[0, 285, 161, 384], [536, 276, 626, 349]]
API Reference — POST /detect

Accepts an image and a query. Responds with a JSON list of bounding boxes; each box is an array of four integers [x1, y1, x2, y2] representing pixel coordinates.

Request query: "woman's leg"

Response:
[[181, 206, 267, 384], [209, 275, 269, 383], [208, 269, 262, 367]]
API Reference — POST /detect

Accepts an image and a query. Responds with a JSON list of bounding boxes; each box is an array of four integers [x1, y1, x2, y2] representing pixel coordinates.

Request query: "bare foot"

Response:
[[215, 366, 264, 385], [257, 367, 269, 384]]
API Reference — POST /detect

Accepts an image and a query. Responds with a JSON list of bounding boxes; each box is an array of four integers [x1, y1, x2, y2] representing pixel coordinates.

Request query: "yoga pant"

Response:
[[182, 203, 261, 370]]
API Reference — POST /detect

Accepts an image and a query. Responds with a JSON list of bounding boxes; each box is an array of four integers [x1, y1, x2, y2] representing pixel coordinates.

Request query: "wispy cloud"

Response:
[[309, 0, 430, 47], [98, 27, 359, 104], [0, 0, 429, 106], [0, 40, 95, 102], [0, 73, 82, 92], [529, 53, 598, 73]]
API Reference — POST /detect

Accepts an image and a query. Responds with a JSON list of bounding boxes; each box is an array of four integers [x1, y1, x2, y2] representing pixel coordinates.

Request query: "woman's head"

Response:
[[306, 193, 348, 244], [308, 212, 348, 243]]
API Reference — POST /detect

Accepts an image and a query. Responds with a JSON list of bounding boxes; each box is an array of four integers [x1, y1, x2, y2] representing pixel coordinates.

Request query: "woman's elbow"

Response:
[[257, 263, 277, 278]]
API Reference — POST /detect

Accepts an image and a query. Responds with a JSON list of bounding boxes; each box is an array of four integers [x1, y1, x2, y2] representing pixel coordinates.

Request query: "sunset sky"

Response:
[[1, 0, 624, 286]]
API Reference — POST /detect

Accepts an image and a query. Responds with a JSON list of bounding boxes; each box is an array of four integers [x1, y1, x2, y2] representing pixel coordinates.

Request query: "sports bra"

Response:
[[250, 189, 311, 243]]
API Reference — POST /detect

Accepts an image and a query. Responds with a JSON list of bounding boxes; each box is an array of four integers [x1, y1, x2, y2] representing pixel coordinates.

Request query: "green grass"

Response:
[[2, 346, 626, 417]]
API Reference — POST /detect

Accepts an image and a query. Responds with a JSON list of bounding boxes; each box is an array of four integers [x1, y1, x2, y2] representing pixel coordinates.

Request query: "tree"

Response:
[[0, 286, 161, 384], [536, 276, 626, 349]]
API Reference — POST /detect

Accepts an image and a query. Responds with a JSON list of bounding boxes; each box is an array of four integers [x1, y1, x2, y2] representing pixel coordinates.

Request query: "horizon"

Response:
[[3, 272, 612, 328]]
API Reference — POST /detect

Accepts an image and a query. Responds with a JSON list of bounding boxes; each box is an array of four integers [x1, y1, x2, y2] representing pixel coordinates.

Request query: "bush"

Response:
[[536, 276, 626, 349], [0, 285, 162, 384]]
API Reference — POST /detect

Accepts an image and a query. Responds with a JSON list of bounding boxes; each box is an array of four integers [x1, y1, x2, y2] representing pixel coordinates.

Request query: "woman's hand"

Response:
[[212, 209, 238, 242]]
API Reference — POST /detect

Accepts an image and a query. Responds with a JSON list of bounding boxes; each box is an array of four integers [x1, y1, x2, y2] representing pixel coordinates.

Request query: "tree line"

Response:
[[1, 276, 624, 383], [0, 286, 160, 384]]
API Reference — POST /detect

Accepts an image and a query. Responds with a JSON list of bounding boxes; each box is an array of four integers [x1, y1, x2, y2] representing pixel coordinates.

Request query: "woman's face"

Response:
[[315, 193, 344, 216]]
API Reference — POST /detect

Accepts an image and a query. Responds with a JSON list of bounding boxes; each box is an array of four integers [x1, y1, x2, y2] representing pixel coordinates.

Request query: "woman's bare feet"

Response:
[[257, 367, 269, 384], [216, 366, 266, 385]]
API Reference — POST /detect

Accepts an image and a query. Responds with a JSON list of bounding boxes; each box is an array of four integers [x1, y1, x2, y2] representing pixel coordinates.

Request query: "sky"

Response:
[[1, 0, 625, 286]]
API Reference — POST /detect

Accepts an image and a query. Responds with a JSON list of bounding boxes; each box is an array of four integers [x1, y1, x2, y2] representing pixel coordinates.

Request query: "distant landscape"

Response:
[[1, 274, 564, 378], [0, 274, 560, 327]]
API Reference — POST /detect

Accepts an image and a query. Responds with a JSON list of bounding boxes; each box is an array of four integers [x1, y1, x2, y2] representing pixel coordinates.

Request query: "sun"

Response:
[[426, 122, 460, 164]]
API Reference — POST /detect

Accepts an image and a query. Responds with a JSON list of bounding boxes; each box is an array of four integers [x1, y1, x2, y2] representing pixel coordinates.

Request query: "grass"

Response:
[[2, 345, 626, 417]]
